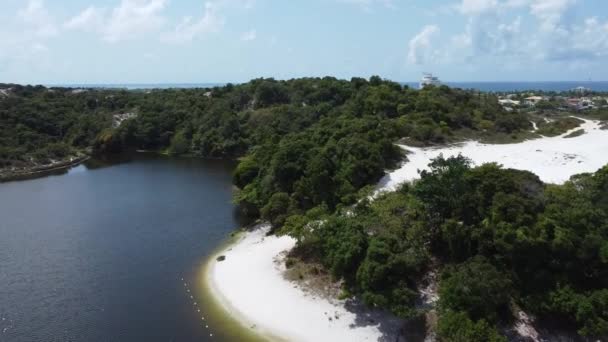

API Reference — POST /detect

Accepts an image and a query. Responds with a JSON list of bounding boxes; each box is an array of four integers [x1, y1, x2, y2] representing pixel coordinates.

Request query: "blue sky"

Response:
[[0, 0, 607, 84]]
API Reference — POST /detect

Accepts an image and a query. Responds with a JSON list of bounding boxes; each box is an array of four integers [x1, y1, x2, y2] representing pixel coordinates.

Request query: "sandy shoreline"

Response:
[[0, 155, 90, 183], [205, 225, 404, 342]]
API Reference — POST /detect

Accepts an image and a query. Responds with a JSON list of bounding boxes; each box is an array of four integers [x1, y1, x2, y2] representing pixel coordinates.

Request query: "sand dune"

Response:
[[378, 118, 608, 192]]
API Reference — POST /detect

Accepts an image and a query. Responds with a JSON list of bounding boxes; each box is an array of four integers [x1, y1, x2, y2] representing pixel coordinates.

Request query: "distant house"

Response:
[[499, 99, 520, 106], [566, 98, 580, 108], [566, 97, 595, 110], [524, 96, 544, 106], [499, 99, 520, 110]]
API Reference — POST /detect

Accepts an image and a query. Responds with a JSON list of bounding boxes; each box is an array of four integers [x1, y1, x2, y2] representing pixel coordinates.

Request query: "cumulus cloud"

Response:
[[407, 25, 441, 65], [401, 0, 607, 75], [458, 0, 499, 15], [64, 0, 252, 44], [64, 0, 168, 43], [240, 29, 257, 41], [529, 0, 576, 31], [160, 2, 224, 43], [64, 6, 106, 32], [160, 0, 255, 44], [430, 0, 606, 66], [104, 0, 168, 42], [18, 0, 58, 37], [0, 0, 58, 74]]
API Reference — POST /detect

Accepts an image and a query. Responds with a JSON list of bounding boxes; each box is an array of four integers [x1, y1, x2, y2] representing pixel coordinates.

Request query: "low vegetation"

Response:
[[563, 129, 585, 138], [536, 117, 584, 137]]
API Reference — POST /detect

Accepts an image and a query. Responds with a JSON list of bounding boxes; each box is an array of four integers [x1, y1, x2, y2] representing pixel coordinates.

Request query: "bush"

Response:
[[261, 192, 293, 229], [439, 257, 512, 321], [437, 311, 506, 342]]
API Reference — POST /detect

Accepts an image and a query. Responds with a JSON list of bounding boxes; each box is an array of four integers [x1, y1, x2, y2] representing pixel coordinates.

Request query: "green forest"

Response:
[[1, 77, 607, 340], [1, 77, 528, 203]]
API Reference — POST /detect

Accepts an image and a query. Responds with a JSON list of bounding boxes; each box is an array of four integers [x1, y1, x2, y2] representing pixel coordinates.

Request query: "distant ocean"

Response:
[[53, 81, 608, 92]]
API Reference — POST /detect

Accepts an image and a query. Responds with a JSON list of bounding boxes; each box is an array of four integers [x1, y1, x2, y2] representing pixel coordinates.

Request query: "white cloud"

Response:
[[529, 0, 575, 31], [104, 0, 168, 42], [64, 0, 168, 43], [160, 0, 255, 44], [160, 2, 224, 43], [65, 0, 252, 44], [540, 16, 608, 62], [0, 0, 58, 75], [458, 0, 499, 15], [240, 29, 257, 41], [64, 6, 106, 32], [18, 0, 58, 37], [407, 25, 441, 65], [440, 0, 606, 66]]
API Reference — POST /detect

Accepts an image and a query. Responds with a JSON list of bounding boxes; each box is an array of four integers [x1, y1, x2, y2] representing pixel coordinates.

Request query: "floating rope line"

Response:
[[182, 277, 213, 338]]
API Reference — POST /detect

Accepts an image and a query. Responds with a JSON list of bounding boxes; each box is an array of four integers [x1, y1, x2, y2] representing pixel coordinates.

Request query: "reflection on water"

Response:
[[82, 153, 135, 170], [0, 153, 244, 342]]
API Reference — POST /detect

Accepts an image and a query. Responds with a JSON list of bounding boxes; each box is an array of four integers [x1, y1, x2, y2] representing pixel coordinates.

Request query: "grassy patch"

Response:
[[563, 129, 585, 138], [450, 128, 539, 144], [282, 246, 343, 300], [537, 117, 584, 137]]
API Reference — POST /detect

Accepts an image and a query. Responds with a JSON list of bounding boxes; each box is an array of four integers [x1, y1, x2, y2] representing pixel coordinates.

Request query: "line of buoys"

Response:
[[182, 277, 213, 338]]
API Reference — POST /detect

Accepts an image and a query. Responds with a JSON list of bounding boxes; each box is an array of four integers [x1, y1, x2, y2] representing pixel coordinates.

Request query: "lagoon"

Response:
[[0, 154, 245, 342]]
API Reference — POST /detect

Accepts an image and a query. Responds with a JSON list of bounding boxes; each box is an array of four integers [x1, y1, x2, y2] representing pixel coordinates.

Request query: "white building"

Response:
[[524, 96, 544, 106], [419, 73, 441, 89]]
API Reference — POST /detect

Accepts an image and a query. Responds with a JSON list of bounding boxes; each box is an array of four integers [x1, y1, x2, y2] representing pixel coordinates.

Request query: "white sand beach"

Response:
[[378, 118, 608, 192], [206, 225, 404, 342]]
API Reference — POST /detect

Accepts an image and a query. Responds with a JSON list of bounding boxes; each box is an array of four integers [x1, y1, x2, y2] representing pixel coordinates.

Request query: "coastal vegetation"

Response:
[[2, 78, 607, 340], [285, 156, 608, 339]]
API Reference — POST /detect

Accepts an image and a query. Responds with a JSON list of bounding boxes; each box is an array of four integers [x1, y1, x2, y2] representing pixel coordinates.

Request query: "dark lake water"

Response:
[[0, 154, 244, 342]]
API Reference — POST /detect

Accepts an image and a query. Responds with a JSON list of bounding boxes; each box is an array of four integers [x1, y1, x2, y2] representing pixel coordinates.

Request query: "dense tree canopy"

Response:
[[288, 156, 608, 340], [1, 78, 530, 218]]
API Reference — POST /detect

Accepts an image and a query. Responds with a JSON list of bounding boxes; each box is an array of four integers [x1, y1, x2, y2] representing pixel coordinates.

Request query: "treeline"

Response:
[[0, 84, 125, 167], [1, 77, 529, 215], [284, 156, 608, 340]]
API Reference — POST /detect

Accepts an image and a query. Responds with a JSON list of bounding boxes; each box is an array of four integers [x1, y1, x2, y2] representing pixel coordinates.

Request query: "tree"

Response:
[[439, 257, 512, 322], [261, 192, 293, 229], [169, 131, 190, 155], [437, 311, 506, 342]]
